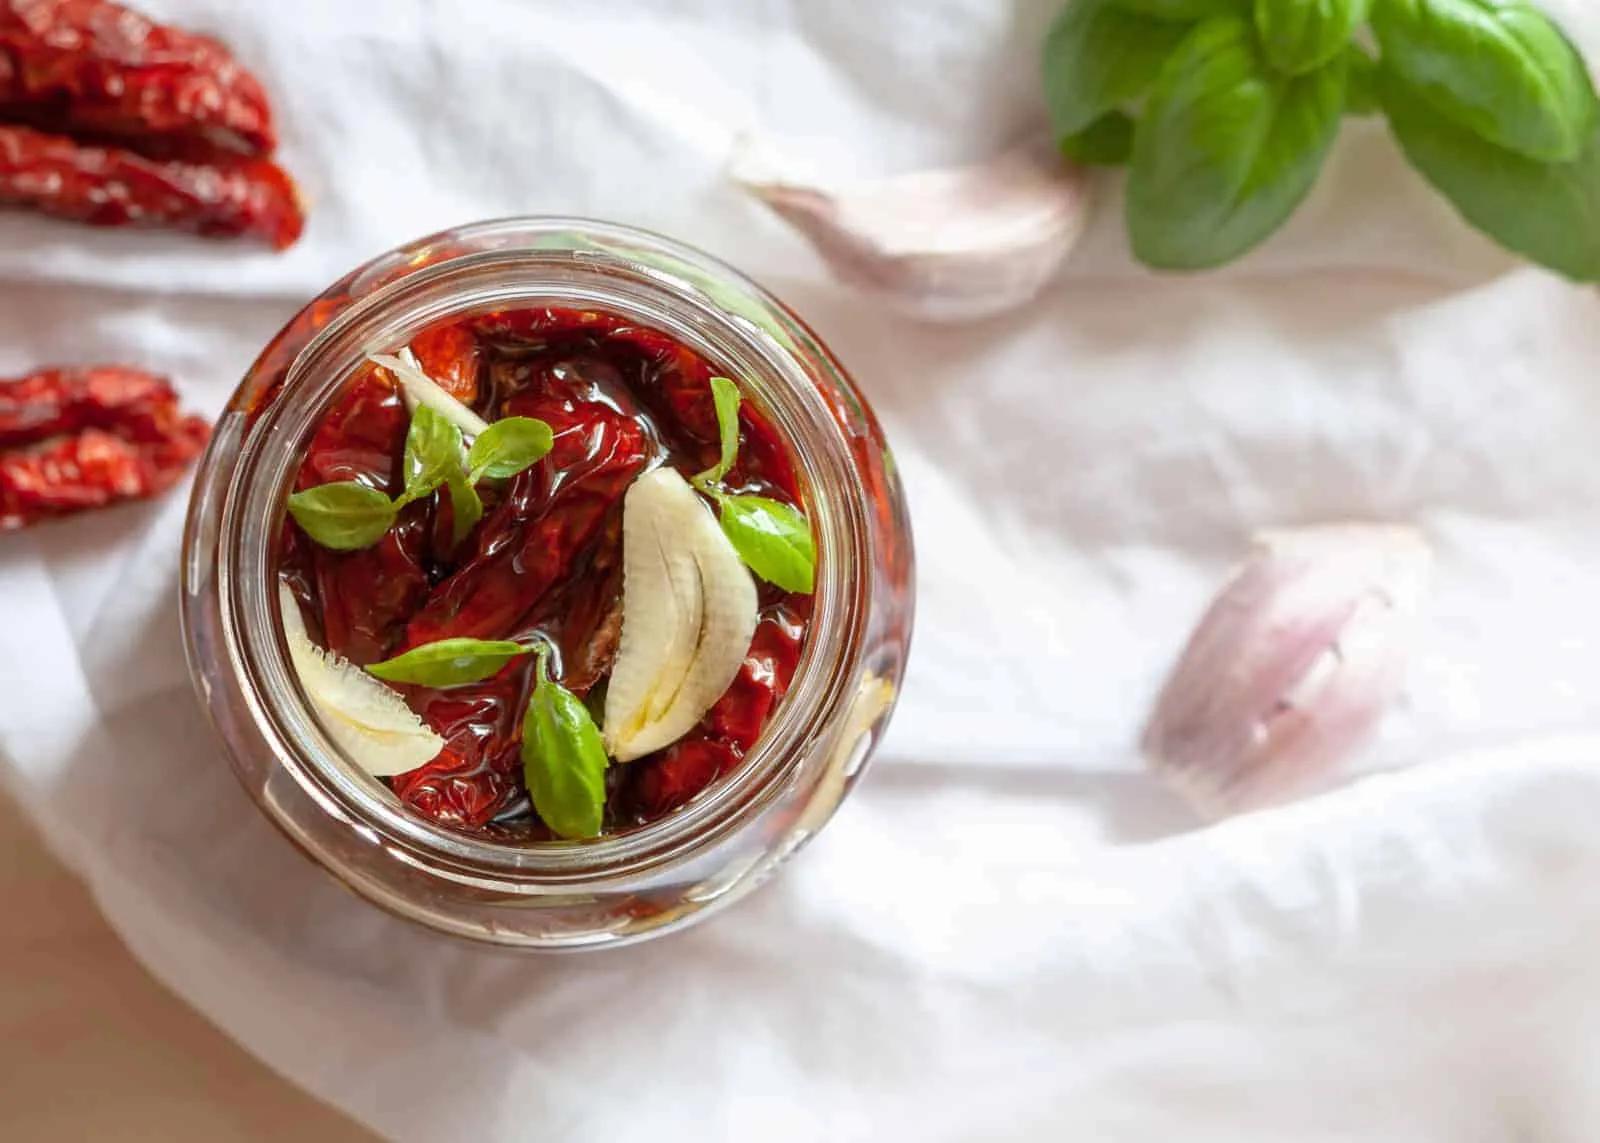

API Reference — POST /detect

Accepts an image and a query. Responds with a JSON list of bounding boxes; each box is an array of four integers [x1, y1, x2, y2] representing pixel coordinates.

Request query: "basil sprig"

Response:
[[367, 637, 533, 687], [521, 643, 609, 840], [288, 403, 553, 552], [1040, 0, 1600, 281], [691, 377, 817, 594]]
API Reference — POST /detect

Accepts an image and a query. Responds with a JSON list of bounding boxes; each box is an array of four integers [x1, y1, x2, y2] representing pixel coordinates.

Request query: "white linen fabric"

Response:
[[2, 1, 1600, 1139]]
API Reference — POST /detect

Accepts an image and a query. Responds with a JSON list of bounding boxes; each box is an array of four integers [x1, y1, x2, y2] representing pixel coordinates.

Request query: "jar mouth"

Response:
[[213, 219, 872, 886]]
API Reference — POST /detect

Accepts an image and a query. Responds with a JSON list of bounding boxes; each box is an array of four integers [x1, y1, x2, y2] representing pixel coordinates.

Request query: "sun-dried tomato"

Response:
[[0, 124, 303, 247], [409, 321, 481, 403], [0, 0, 276, 154], [401, 395, 648, 648], [0, 365, 186, 447], [293, 369, 429, 665], [618, 740, 741, 821], [0, 417, 207, 529]]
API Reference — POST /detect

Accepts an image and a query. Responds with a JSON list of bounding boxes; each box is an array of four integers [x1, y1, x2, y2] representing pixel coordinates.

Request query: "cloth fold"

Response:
[[2, 1, 1599, 1139]]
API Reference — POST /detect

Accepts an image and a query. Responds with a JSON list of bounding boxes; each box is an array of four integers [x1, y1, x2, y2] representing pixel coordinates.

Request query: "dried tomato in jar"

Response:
[[184, 220, 912, 949]]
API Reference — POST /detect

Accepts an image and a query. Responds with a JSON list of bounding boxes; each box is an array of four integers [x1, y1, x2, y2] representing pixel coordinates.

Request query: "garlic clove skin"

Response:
[[733, 140, 1092, 323], [1142, 524, 1433, 817], [603, 467, 759, 762]]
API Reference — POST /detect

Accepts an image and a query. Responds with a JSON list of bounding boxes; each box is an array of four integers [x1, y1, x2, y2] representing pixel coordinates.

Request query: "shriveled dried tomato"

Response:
[[0, 124, 302, 246], [0, 418, 206, 529], [0, 0, 276, 154], [0, 365, 186, 446], [293, 370, 429, 664], [409, 321, 480, 403], [401, 396, 648, 648]]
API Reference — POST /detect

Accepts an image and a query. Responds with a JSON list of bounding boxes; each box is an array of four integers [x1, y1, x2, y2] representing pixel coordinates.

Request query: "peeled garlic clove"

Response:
[[734, 140, 1091, 322], [279, 584, 444, 777], [1142, 524, 1433, 817], [604, 468, 758, 762], [370, 349, 488, 438]]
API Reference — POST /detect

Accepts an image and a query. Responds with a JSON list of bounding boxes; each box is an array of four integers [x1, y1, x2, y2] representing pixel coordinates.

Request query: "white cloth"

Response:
[[3, 1, 1600, 1139]]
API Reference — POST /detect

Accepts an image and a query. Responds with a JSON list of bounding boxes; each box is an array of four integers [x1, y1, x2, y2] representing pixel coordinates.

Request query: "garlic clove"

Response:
[[279, 584, 444, 777], [733, 140, 1092, 323], [603, 467, 759, 762], [1142, 524, 1433, 817], [370, 348, 489, 438]]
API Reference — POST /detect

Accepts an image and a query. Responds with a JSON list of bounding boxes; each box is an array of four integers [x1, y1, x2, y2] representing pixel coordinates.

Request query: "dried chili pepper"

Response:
[[0, 0, 276, 154], [0, 417, 207, 529], [0, 365, 187, 446], [0, 123, 303, 246]]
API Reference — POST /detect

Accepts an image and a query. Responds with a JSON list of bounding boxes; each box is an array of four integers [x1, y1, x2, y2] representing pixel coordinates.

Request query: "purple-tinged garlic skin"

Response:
[[734, 141, 1091, 323], [1142, 524, 1433, 817]]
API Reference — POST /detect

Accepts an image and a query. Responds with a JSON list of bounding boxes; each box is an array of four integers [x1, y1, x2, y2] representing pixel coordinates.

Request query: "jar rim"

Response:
[[209, 217, 875, 888]]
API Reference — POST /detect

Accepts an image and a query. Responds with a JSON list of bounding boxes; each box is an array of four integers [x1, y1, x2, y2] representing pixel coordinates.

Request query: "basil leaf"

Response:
[[521, 648, 609, 840], [367, 638, 531, 687], [705, 376, 741, 484], [1381, 67, 1600, 281], [398, 404, 463, 506], [446, 470, 484, 546], [1254, 0, 1370, 75], [1042, 0, 1191, 142], [1110, 0, 1246, 17], [287, 482, 397, 551], [719, 495, 816, 594], [1371, 0, 1598, 162], [1061, 111, 1137, 165], [1127, 17, 1346, 269], [466, 416, 554, 481]]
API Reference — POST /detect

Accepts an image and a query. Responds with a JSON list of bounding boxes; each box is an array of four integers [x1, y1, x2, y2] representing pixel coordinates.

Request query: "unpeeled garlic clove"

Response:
[[279, 584, 444, 777], [733, 140, 1091, 322], [603, 467, 758, 762], [1142, 524, 1433, 817]]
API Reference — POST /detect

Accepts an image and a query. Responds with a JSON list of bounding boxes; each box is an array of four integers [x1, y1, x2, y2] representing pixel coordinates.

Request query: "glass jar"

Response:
[[180, 218, 914, 950]]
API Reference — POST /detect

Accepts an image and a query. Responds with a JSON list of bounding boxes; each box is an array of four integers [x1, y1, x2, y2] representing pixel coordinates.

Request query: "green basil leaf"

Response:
[[398, 404, 463, 506], [367, 638, 532, 687], [1110, 0, 1247, 18], [1344, 44, 1381, 115], [1126, 17, 1346, 269], [1042, 0, 1192, 141], [466, 416, 554, 481], [287, 482, 397, 551], [705, 376, 741, 484], [1060, 111, 1137, 165], [1254, 0, 1370, 75], [719, 495, 815, 594], [446, 470, 484, 546], [1381, 67, 1600, 281], [1371, 0, 1598, 161], [521, 648, 609, 840]]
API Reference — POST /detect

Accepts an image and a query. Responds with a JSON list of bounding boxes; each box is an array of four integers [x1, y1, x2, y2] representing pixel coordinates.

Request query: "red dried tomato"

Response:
[[0, 123, 302, 246], [0, 0, 276, 154], [0, 418, 207, 529], [0, 365, 185, 446], [293, 370, 429, 665]]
